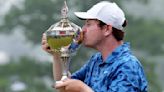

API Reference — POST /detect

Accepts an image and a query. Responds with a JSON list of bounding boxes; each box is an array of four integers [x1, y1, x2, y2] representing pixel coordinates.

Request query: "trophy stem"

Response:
[[60, 47, 71, 80], [61, 56, 70, 76]]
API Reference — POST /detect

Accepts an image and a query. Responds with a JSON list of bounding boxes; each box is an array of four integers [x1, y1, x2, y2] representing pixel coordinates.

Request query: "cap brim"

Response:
[[74, 12, 97, 19]]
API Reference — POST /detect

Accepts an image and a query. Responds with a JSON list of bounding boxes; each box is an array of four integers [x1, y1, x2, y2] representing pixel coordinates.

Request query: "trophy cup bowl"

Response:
[[45, 1, 82, 83], [46, 19, 82, 52]]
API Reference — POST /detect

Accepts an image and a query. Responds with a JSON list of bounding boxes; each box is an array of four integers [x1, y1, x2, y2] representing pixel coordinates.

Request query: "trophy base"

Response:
[[56, 75, 68, 84]]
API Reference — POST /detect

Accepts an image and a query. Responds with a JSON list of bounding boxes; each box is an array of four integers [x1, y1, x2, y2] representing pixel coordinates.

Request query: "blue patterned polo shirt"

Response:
[[71, 42, 148, 92]]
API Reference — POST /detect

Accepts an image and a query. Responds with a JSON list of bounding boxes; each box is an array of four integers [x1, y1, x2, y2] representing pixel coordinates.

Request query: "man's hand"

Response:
[[53, 79, 93, 92], [41, 33, 54, 54], [41, 33, 61, 57]]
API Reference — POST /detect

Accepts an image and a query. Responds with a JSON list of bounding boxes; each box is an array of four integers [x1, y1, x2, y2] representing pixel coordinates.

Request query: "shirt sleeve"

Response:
[[71, 53, 99, 81], [71, 61, 89, 81], [109, 61, 148, 92]]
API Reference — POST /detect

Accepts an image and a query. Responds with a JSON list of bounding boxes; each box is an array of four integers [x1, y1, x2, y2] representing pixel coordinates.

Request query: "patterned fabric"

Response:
[[71, 42, 148, 92]]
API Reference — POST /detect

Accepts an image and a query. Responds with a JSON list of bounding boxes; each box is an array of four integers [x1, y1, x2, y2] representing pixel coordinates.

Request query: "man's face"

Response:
[[82, 19, 104, 48]]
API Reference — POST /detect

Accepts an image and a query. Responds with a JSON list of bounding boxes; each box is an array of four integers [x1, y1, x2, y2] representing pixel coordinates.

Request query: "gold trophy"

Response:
[[45, 1, 82, 83]]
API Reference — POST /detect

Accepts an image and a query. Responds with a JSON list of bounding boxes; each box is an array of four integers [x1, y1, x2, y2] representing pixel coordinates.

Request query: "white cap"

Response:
[[74, 1, 126, 30]]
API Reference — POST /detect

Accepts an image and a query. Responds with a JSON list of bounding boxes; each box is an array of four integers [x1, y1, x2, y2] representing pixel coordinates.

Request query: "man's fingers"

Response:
[[42, 43, 49, 50], [53, 79, 70, 89], [62, 77, 70, 82], [41, 33, 48, 47], [42, 33, 47, 40], [54, 82, 67, 89], [41, 39, 47, 45]]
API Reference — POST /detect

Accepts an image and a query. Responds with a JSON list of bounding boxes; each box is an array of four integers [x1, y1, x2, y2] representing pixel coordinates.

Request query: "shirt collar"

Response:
[[98, 42, 130, 64]]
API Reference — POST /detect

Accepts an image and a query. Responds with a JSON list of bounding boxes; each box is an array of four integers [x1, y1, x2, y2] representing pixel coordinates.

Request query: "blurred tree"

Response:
[[140, 58, 161, 92], [125, 16, 164, 55], [0, 56, 55, 92], [0, 0, 64, 43]]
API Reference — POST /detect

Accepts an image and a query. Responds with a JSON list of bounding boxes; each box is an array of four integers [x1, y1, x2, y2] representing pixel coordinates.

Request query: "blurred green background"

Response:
[[0, 0, 164, 92]]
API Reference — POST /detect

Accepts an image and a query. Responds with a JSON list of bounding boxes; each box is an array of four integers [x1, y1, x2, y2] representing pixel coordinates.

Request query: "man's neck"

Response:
[[98, 40, 123, 61]]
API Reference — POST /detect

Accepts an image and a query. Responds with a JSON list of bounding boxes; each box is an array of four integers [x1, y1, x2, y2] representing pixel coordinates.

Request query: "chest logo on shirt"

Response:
[[103, 71, 108, 74]]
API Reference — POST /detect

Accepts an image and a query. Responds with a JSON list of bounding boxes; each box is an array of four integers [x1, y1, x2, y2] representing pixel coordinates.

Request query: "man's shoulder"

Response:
[[118, 50, 139, 62], [114, 52, 142, 69]]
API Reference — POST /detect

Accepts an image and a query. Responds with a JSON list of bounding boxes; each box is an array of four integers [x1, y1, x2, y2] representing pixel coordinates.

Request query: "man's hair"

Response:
[[98, 20, 127, 41]]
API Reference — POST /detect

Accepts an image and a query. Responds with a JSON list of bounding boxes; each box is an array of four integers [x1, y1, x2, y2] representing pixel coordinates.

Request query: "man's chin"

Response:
[[84, 43, 93, 48]]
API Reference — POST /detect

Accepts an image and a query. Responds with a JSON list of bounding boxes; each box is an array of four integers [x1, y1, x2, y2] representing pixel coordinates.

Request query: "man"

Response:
[[42, 1, 148, 92]]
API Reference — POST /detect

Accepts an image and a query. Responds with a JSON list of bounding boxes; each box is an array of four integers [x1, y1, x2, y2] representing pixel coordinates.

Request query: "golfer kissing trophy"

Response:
[[45, 1, 83, 83]]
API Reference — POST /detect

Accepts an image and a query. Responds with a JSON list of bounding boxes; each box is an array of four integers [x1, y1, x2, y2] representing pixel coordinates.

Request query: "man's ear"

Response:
[[104, 25, 112, 36]]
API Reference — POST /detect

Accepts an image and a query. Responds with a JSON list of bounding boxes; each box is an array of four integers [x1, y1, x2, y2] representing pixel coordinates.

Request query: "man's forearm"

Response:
[[81, 83, 94, 92], [52, 54, 62, 81]]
